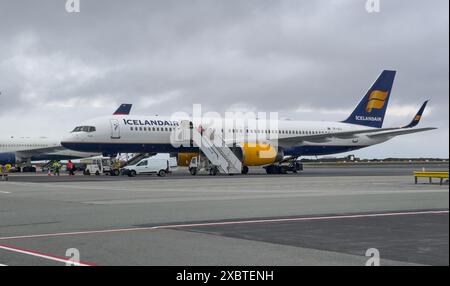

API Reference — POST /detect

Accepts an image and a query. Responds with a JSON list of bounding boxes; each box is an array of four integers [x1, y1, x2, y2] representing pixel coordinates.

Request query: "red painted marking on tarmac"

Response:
[[0, 210, 447, 241]]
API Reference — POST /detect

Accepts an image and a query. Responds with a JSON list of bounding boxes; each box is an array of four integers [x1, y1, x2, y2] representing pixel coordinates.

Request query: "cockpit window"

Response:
[[71, 126, 96, 133]]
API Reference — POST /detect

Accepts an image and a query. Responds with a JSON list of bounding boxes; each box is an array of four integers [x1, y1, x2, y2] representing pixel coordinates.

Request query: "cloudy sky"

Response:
[[0, 0, 448, 158]]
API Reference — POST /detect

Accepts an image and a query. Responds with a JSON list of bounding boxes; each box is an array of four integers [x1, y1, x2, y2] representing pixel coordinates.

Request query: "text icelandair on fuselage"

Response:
[[355, 115, 383, 122], [123, 119, 180, 127]]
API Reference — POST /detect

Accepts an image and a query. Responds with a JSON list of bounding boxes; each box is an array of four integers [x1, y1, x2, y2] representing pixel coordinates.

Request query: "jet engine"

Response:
[[234, 143, 284, 166]]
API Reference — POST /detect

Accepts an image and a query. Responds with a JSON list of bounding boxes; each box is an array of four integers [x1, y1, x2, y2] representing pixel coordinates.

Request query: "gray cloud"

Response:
[[0, 0, 448, 158]]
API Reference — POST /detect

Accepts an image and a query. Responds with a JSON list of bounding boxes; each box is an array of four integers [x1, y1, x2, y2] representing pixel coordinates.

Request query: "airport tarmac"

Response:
[[0, 164, 448, 266]]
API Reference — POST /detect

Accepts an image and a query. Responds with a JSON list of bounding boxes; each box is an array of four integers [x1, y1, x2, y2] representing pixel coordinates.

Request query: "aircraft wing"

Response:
[[277, 127, 401, 144], [366, 127, 437, 138], [14, 145, 66, 159], [222, 126, 427, 146], [219, 127, 398, 146]]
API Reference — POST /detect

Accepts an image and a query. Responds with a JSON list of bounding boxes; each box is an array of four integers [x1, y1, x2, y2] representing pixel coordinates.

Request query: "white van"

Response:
[[122, 157, 177, 177]]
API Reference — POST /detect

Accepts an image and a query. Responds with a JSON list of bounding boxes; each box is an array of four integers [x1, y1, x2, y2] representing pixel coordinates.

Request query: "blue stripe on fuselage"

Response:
[[0, 152, 91, 165], [62, 142, 366, 157], [284, 145, 366, 156], [0, 153, 16, 165], [61, 142, 198, 154]]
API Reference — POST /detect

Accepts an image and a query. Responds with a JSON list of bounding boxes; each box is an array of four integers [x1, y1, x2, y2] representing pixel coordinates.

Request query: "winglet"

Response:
[[403, 100, 429, 128], [113, 104, 132, 115]]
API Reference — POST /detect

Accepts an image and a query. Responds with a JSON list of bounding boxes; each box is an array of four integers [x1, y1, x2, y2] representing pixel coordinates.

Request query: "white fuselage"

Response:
[[0, 137, 99, 165], [61, 115, 390, 157]]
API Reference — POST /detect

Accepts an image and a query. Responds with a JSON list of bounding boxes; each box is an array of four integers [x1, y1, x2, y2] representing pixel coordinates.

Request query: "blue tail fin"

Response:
[[113, 104, 132, 115], [343, 70, 396, 128]]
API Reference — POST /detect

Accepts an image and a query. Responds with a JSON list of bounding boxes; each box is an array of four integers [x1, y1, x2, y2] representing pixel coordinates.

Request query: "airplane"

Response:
[[0, 104, 133, 171], [61, 70, 437, 174]]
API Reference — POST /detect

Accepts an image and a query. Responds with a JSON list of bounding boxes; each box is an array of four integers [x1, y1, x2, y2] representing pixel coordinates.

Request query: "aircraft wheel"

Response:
[[266, 165, 281, 174], [209, 167, 218, 176], [23, 166, 36, 173]]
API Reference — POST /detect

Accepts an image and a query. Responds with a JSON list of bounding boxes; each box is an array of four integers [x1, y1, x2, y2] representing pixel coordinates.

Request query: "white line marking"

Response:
[[0, 191, 11, 194], [0, 244, 94, 266], [0, 263, 7, 266], [81, 189, 448, 205], [0, 210, 447, 241]]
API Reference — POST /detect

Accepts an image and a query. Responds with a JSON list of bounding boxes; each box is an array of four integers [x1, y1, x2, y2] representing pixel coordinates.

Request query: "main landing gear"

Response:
[[264, 160, 303, 175]]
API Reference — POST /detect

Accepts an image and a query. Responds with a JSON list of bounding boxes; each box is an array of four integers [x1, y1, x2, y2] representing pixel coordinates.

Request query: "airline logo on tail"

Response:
[[365, 90, 389, 113], [343, 70, 396, 128]]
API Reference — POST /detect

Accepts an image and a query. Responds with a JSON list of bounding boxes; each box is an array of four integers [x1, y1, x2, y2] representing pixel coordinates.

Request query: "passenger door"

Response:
[[110, 119, 121, 139]]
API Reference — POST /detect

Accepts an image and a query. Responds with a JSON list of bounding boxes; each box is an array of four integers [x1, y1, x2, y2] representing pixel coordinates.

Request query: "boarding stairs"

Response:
[[179, 121, 242, 174]]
